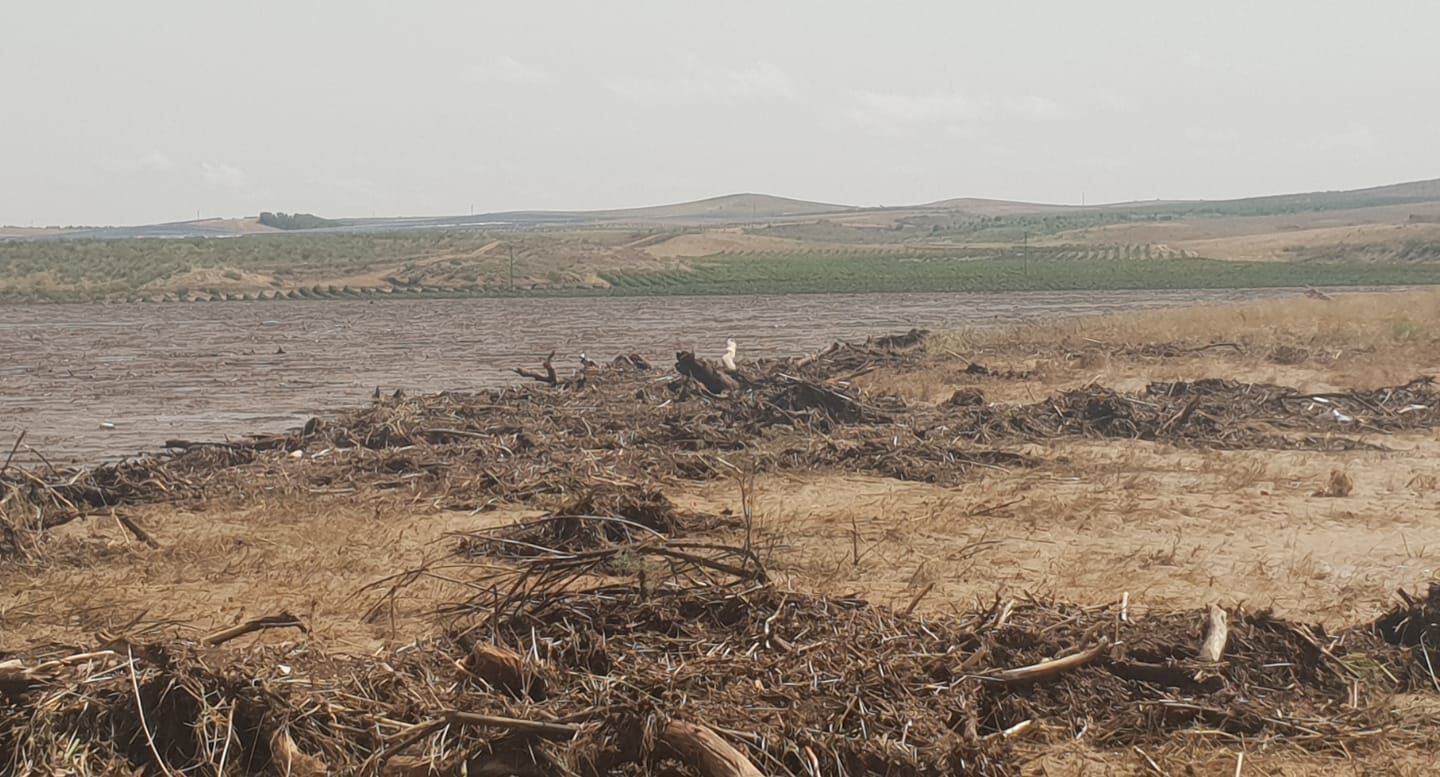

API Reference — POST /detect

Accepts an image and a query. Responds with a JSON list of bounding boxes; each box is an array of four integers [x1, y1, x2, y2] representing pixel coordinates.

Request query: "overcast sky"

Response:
[[3, 0, 1438, 225]]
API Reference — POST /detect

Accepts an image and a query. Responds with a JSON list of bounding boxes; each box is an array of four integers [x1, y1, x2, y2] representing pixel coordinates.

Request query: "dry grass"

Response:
[[931, 288, 1440, 354]]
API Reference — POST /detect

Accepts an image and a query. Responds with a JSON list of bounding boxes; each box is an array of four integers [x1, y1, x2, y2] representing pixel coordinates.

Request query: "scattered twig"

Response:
[[202, 613, 307, 646]]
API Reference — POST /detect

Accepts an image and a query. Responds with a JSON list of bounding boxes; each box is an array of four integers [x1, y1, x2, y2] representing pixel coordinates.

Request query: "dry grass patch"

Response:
[[930, 288, 1440, 354]]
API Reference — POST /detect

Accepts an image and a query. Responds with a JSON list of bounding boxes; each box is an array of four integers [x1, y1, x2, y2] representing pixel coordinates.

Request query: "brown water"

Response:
[[0, 289, 1312, 464]]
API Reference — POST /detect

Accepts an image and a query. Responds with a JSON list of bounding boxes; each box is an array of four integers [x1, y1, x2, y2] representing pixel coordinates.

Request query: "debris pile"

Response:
[[4, 533, 1438, 776], [955, 376, 1439, 450], [6, 332, 1439, 562], [459, 485, 735, 558]]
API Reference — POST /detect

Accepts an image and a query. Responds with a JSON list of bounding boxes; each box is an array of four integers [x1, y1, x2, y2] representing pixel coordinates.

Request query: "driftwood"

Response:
[[202, 613, 307, 646], [513, 352, 559, 386], [444, 710, 580, 738], [676, 351, 738, 394], [1198, 605, 1229, 662], [990, 638, 1111, 684], [660, 721, 765, 777], [467, 642, 545, 700], [611, 353, 652, 370], [114, 511, 160, 549], [794, 341, 841, 369]]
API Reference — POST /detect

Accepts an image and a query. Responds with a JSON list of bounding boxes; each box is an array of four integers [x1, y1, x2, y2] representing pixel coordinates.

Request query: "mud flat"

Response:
[[1, 288, 1306, 463]]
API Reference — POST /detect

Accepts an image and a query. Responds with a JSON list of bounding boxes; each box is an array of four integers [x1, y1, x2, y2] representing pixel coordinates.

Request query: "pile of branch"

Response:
[[8, 538, 1438, 776], [951, 376, 1440, 450], [458, 485, 737, 559]]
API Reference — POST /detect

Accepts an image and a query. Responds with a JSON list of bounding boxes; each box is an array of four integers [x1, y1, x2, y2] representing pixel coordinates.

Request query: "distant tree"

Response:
[[259, 211, 343, 230]]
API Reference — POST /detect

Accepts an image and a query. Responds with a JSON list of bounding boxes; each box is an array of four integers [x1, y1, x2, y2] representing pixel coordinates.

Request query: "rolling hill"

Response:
[[3, 176, 1440, 302], [7, 177, 1440, 240]]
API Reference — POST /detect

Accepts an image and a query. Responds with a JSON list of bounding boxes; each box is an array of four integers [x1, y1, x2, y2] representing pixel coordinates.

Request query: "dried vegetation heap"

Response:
[[5, 526, 1440, 775], [5, 330, 1440, 774]]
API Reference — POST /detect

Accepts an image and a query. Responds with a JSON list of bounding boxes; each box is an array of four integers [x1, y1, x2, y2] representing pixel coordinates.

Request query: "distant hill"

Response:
[[588, 192, 853, 221], [1115, 178, 1440, 218], [7, 177, 1440, 240], [7, 175, 1440, 302], [917, 197, 1080, 216]]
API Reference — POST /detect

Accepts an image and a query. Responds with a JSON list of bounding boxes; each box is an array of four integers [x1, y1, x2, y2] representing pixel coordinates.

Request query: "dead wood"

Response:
[[989, 638, 1111, 684], [466, 642, 545, 700], [1183, 342, 1244, 353], [443, 710, 580, 739], [794, 341, 841, 368], [202, 613, 307, 646], [1197, 606, 1229, 667], [513, 351, 559, 385], [114, 511, 160, 549], [611, 352, 652, 370], [660, 720, 765, 777], [676, 350, 738, 394]]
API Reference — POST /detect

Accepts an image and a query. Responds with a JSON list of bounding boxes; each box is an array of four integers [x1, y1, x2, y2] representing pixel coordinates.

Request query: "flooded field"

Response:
[[1, 289, 1320, 463]]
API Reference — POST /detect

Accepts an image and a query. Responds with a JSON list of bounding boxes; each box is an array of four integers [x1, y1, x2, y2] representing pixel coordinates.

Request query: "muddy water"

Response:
[[0, 289, 1310, 464]]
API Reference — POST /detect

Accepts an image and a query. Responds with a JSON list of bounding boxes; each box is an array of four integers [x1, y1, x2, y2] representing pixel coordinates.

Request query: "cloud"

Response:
[[1300, 123, 1376, 153], [200, 161, 248, 188], [103, 150, 177, 174], [850, 92, 989, 125], [848, 91, 1069, 132], [1182, 126, 1240, 145], [468, 55, 545, 84], [1002, 95, 1069, 122], [604, 61, 798, 101]]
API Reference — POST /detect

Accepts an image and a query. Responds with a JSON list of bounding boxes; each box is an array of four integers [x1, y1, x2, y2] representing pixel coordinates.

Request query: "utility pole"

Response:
[[1023, 231, 1030, 276], [508, 245, 516, 291]]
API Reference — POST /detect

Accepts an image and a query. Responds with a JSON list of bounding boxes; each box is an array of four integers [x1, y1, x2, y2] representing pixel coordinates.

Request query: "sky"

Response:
[[3, 0, 1438, 226]]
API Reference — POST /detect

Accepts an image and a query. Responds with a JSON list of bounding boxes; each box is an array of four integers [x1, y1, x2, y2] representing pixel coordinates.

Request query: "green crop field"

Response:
[[3, 232, 1440, 303]]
